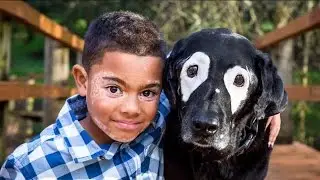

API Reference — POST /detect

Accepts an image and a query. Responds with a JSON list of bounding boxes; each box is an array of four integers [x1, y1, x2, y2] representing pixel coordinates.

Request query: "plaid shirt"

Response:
[[0, 92, 170, 180]]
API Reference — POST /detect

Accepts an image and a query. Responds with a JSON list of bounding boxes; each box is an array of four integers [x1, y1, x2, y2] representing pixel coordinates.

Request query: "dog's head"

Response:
[[164, 28, 287, 159]]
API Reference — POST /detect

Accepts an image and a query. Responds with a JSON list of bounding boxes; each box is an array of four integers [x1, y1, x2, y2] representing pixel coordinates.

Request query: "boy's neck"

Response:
[[80, 116, 114, 145]]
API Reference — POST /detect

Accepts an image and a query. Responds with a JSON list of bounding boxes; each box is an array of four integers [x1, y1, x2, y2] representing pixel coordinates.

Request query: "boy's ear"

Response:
[[72, 64, 88, 97]]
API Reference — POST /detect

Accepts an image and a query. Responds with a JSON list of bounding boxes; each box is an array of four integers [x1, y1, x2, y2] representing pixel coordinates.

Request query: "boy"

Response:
[[0, 11, 170, 179], [0, 11, 281, 179]]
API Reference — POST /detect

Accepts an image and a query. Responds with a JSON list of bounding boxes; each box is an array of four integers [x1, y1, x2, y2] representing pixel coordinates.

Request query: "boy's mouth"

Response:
[[112, 119, 143, 131]]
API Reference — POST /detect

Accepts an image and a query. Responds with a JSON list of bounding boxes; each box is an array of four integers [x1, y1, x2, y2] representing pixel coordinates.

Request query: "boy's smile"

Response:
[[74, 51, 163, 144]]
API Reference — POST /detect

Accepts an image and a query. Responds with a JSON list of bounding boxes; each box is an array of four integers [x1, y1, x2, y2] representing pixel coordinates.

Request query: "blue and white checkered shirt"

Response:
[[0, 92, 170, 179]]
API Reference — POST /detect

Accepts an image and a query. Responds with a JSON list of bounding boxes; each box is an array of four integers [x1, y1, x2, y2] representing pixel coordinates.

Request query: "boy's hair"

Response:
[[82, 11, 165, 72]]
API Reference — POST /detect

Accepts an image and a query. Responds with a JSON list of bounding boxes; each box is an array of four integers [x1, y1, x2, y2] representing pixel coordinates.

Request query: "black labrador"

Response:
[[163, 28, 288, 180]]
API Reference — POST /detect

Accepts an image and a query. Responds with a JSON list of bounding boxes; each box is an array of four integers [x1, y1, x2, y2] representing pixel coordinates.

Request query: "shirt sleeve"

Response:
[[0, 157, 26, 180]]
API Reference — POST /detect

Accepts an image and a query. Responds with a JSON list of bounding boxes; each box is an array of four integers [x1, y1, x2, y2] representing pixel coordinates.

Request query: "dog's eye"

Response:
[[187, 65, 198, 78], [233, 74, 245, 87]]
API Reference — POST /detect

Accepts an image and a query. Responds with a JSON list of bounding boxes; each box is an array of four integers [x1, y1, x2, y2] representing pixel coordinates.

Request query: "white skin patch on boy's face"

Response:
[[180, 52, 210, 102], [89, 72, 116, 100], [223, 65, 251, 114], [85, 51, 163, 143]]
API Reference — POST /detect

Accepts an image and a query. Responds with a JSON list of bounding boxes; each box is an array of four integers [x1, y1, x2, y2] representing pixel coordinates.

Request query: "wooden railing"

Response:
[[253, 6, 320, 102], [0, 1, 84, 52], [286, 85, 320, 101], [0, 82, 71, 101], [254, 6, 320, 49], [0, 1, 82, 102]]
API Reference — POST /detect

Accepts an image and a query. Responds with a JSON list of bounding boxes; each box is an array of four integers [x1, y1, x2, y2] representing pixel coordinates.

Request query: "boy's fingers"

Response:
[[267, 114, 281, 148]]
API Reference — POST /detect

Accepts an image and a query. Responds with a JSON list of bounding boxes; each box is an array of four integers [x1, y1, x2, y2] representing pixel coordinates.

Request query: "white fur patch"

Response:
[[223, 66, 250, 114], [180, 52, 210, 102], [215, 134, 229, 150], [215, 88, 220, 93]]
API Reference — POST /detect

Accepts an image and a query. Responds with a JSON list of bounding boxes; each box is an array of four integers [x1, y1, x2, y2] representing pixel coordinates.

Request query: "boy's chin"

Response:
[[107, 132, 140, 143], [115, 136, 136, 143]]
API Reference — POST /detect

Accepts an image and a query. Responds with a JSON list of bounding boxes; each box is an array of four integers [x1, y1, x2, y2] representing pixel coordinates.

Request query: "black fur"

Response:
[[163, 28, 288, 180]]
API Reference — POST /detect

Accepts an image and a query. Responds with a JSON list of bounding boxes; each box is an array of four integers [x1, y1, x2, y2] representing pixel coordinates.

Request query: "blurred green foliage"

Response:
[[10, 23, 44, 81], [261, 21, 274, 33]]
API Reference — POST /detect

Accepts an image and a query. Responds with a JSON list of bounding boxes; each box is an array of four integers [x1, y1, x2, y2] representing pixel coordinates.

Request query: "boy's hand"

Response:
[[265, 113, 281, 148]]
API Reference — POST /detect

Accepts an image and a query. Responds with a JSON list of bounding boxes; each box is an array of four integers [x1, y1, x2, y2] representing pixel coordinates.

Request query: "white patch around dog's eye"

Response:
[[223, 66, 250, 114], [180, 52, 210, 102]]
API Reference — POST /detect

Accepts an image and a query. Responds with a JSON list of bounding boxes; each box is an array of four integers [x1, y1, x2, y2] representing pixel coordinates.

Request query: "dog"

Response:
[[163, 28, 288, 180]]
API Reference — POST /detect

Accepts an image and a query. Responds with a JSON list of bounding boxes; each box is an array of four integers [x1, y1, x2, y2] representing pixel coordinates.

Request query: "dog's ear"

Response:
[[254, 50, 288, 119], [163, 38, 187, 109]]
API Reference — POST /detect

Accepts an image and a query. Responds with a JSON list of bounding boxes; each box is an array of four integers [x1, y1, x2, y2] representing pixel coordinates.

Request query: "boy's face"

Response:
[[75, 51, 163, 143]]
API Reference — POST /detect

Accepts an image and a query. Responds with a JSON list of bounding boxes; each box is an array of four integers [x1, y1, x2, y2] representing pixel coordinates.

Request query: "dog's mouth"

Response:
[[192, 139, 213, 148], [183, 127, 232, 151], [188, 135, 233, 160], [184, 116, 259, 160]]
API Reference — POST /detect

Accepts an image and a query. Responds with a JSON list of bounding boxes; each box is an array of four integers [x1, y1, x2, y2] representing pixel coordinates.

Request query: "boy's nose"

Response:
[[120, 96, 141, 117]]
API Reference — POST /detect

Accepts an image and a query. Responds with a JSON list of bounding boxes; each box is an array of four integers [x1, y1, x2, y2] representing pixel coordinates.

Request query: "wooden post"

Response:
[[297, 0, 314, 144], [43, 37, 70, 127], [276, 40, 294, 144], [272, 4, 295, 144], [0, 14, 11, 162]]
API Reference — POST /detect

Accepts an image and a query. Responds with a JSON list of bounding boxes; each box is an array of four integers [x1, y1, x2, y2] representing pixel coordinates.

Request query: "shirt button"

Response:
[[100, 156, 106, 160]]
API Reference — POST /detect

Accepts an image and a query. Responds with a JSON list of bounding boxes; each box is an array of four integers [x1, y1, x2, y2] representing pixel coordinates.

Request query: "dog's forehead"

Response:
[[178, 29, 256, 68]]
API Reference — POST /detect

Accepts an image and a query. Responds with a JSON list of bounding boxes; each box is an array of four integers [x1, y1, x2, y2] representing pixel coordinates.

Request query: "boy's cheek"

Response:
[[143, 101, 159, 122]]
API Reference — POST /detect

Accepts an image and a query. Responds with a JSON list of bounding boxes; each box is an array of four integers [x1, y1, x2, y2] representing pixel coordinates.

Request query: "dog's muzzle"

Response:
[[192, 115, 219, 136]]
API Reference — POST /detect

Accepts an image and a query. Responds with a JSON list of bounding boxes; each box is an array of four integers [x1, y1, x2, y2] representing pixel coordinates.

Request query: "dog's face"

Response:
[[164, 28, 287, 159]]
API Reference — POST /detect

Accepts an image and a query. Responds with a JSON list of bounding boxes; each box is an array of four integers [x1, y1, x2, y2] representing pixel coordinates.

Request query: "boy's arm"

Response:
[[266, 113, 281, 148], [0, 157, 26, 180]]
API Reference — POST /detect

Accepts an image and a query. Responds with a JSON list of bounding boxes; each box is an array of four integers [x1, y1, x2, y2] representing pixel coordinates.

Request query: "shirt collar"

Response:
[[56, 95, 121, 163]]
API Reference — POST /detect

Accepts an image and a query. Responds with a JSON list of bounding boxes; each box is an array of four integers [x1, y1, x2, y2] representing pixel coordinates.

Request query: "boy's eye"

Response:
[[109, 86, 119, 93], [141, 90, 157, 99], [106, 86, 122, 96], [142, 90, 154, 97]]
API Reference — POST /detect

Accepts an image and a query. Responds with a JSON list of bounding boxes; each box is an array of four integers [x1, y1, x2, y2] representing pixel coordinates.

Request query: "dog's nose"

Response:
[[192, 118, 219, 135]]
